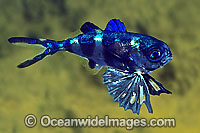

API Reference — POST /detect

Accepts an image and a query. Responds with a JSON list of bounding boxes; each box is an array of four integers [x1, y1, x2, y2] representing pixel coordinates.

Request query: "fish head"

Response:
[[128, 36, 172, 73]]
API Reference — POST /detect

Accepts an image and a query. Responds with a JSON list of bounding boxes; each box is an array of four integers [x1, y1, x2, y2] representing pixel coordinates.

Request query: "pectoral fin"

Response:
[[103, 67, 153, 114]]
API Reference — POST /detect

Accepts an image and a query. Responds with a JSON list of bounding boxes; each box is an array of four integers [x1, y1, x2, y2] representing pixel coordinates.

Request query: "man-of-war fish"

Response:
[[8, 19, 173, 114]]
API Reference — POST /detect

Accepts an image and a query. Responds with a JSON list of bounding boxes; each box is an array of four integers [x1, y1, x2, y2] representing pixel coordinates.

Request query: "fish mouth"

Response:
[[161, 56, 173, 66]]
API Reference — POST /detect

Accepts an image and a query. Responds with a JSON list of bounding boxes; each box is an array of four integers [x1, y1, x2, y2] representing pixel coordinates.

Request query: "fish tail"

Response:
[[8, 37, 65, 68], [8, 37, 44, 45], [8, 37, 64, 49]]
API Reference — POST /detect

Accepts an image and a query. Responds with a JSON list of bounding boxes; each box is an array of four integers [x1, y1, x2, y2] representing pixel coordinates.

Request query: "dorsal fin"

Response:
[[105, 19, 127, 32], [80, 22, 101, 34]]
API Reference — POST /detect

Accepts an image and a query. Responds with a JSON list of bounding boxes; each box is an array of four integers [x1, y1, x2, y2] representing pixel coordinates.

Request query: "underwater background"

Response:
[[0, 0, 200, 132]]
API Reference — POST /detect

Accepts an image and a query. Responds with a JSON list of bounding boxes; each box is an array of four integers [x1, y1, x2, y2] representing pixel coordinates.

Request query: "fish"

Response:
[[8, 19, 173, 114]]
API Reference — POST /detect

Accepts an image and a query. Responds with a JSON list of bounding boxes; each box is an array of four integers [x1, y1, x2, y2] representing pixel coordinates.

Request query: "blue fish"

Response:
[[8, 19, 173, 114]]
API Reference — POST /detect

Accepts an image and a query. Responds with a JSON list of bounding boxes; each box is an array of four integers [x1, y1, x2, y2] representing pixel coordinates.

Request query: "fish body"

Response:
[[8, 19, 173, 114]]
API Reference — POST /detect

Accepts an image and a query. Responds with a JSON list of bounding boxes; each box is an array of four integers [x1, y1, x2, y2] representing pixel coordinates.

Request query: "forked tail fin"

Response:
[[8, 37, 61, 68]]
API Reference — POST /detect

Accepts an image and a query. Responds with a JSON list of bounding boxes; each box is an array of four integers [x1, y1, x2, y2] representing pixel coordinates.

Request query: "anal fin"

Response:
[[88, 59, 102, 70], [88, 59, 96, 69]]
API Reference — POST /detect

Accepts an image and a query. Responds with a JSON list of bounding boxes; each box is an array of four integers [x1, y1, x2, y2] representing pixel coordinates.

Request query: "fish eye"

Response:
[[147, 48, 162, 62]]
